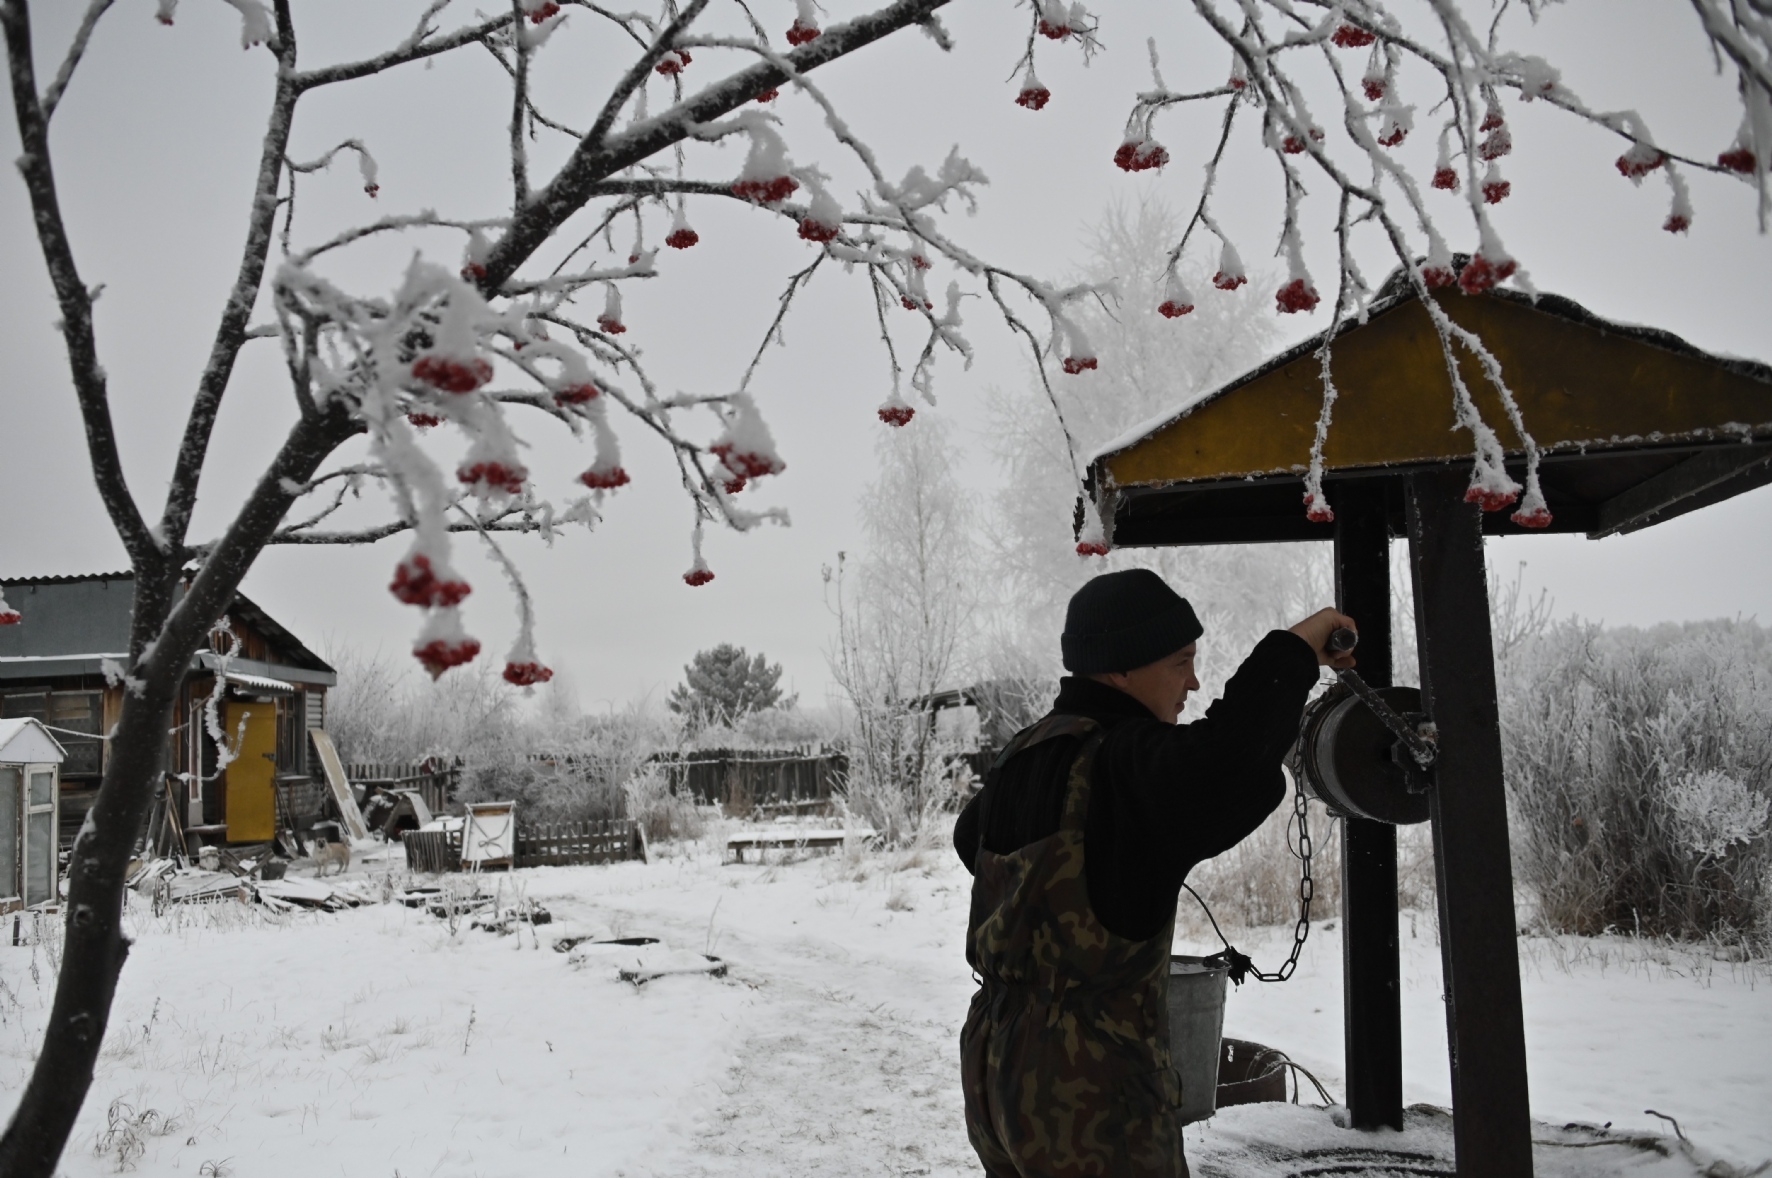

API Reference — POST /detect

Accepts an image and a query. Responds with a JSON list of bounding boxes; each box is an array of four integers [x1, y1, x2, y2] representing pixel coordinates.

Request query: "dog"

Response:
[[313, 838, 351, 878]]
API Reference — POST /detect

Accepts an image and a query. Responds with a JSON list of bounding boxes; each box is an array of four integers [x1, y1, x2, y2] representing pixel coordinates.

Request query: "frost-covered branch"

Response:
[[158, 1, 299, 553], [39, 0, 111, 119], [291, 9, 517, 91], [479, 0, 954, 283], [1, 0, 157, 569]]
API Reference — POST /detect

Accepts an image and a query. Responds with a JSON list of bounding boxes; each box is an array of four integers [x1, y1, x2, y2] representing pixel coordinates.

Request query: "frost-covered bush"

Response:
[[685, 705, 843, 752], [327, 645, 682, 824], [1501, 620, 1772, 948], [325, 648, 519, 766], [623, 764, 709, 844]]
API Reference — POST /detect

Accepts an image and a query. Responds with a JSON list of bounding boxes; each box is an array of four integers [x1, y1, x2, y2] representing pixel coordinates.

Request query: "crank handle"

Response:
[[1334, 668, 1438, 770]]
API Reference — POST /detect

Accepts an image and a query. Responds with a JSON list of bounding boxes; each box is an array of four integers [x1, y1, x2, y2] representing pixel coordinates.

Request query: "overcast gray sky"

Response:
[[2, 0, 1768, 708]]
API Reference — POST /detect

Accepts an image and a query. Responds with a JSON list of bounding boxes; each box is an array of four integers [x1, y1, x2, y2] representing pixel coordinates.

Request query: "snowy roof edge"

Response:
[[1086, 269, 1772, 470]]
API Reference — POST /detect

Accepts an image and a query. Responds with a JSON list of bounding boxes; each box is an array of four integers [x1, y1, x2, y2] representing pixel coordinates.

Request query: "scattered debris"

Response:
[[127, 857, 376, 912], [469, 903, 553, 935], [553, 933, 657, 953], [618, 951, 727, 986]]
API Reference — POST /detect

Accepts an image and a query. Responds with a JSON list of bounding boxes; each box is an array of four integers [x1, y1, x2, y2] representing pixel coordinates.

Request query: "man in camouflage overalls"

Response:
[[954, 569, 1353, 1177]]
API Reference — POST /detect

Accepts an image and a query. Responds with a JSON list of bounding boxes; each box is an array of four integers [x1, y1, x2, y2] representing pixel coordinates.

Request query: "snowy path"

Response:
[[533, 847, 981, 1177], [1, 843, 1767, 1177]]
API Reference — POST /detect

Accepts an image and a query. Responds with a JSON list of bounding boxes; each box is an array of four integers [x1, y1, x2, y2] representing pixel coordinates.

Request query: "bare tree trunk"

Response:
[[0, 403, 358, 1176]]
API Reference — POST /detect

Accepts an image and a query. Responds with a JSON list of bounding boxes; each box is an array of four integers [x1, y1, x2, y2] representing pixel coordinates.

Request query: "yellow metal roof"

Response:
[[1099, 288, 1772, 489], [1089, 278, 1772, 546]]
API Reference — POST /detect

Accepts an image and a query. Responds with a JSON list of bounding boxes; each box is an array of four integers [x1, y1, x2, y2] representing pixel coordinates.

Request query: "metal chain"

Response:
[[1189, 775, 1315, 984], [1247, 776, 1314, 982]]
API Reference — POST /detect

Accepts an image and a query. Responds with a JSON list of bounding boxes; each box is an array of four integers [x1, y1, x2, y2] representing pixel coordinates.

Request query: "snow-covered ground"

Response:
[[1, 841, 1767, 1177]]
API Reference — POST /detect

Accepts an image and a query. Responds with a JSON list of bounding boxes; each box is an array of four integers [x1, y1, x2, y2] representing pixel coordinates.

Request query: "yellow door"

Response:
[[224, 702, 278, 842]]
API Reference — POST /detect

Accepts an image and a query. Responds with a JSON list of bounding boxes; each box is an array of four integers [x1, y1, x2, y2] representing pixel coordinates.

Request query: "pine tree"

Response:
[[668, 644, 793, 725]]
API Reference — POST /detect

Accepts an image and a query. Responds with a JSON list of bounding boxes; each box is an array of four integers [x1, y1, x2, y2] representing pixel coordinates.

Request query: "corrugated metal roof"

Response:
[[0, 573, 334, 679], [224, 671, 297, 696], [0, 572, 133, 586]]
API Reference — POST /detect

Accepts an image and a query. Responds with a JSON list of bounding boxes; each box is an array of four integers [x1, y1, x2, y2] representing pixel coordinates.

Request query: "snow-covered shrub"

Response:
[[1501, 619, 1772, 949], [326, 645, 676, 824], [685, 705, 842, 752], [324, 648, 520, 766], [461, 714, 671, 824], [622, 764, 708, 844], [1666, 769, 1771, 860]]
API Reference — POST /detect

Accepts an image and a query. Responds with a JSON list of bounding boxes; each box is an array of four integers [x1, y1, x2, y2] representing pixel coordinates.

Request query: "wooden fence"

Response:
[[515, 819, 642, 867], [402, 818, 642, 873], [651, 748, 846, 813], [402, 829, 462, 874]]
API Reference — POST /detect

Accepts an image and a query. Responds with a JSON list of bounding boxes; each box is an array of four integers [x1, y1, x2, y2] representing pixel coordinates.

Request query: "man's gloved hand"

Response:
[[1288, 608, 1358, 669]]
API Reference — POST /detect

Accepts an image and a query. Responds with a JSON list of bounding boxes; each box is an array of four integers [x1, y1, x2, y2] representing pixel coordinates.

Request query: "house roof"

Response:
[[0, 573, 336, 686], [1089, 269, 1772, 547], [0, 717, 66, 765]]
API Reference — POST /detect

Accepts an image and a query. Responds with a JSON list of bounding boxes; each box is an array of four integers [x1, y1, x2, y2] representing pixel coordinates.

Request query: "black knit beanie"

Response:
[[1061, 569, 1203, 674]]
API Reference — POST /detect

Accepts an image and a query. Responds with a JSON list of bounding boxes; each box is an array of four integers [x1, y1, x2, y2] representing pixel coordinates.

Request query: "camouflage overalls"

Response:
[[960, 715, 1186, 1178]]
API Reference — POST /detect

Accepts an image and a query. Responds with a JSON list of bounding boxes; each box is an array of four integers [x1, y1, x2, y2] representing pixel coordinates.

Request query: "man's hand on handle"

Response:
[[1289, 608, 1359, 670]]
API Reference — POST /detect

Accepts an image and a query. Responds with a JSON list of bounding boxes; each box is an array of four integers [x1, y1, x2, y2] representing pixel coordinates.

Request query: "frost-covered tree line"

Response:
[[1501, 618, 1772, 951], [2, 0, 1768, 1167]]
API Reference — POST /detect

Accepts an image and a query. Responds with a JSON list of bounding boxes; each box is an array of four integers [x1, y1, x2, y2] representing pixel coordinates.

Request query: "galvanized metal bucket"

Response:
[[1167, 954, 1229, 1124]]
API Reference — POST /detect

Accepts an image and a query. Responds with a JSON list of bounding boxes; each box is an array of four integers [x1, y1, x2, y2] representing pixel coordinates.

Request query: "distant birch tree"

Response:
[[827, 414, 975, 843]]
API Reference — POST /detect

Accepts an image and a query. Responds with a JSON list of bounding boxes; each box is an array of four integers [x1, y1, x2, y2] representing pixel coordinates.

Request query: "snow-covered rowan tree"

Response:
[[2, 0, 1766, 1168], [827, 413, 976, 844]]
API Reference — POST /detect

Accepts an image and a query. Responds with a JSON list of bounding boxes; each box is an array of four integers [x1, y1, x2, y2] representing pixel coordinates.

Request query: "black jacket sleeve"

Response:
[[1086, 630, 1320, 940], [954, 791, 980, 873]]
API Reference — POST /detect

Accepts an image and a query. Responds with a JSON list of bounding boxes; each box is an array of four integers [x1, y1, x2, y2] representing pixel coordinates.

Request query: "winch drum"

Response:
[[1292, 685, 1432, 826]]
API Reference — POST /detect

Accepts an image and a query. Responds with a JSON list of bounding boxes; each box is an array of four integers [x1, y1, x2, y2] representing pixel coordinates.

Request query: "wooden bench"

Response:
[[725, 829, 873, 863]]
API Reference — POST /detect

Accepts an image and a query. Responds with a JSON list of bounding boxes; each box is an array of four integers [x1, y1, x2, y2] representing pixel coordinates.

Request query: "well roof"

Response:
[[1089, 273, 1772, 547]]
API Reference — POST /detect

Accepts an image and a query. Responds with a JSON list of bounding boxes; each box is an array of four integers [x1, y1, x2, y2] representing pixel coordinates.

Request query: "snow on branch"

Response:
[[1073, 0, 1772, 535]]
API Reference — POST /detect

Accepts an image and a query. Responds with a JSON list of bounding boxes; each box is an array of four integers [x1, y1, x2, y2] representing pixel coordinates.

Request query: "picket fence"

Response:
[[403, 817, 643, 874]]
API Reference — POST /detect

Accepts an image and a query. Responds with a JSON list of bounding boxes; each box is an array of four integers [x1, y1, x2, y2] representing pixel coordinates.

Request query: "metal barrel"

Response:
[[1167, 955, 1229, 1124]]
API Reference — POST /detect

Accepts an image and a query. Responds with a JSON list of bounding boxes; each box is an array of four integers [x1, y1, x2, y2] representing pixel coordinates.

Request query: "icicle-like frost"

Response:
[[683, 522, 715, 586], [1075, 506, 1109, 557], [710, 393, 787, 482], [413, 607, 482, 680], [1302, 343, 1340, 523], [219, 0, 273, 48], [1663, 163, 1694, 233], [1158, 268, 1196, 318]]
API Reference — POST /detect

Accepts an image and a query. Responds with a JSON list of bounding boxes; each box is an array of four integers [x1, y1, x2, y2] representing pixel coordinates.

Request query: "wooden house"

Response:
[[0, 573, 339, 850]]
